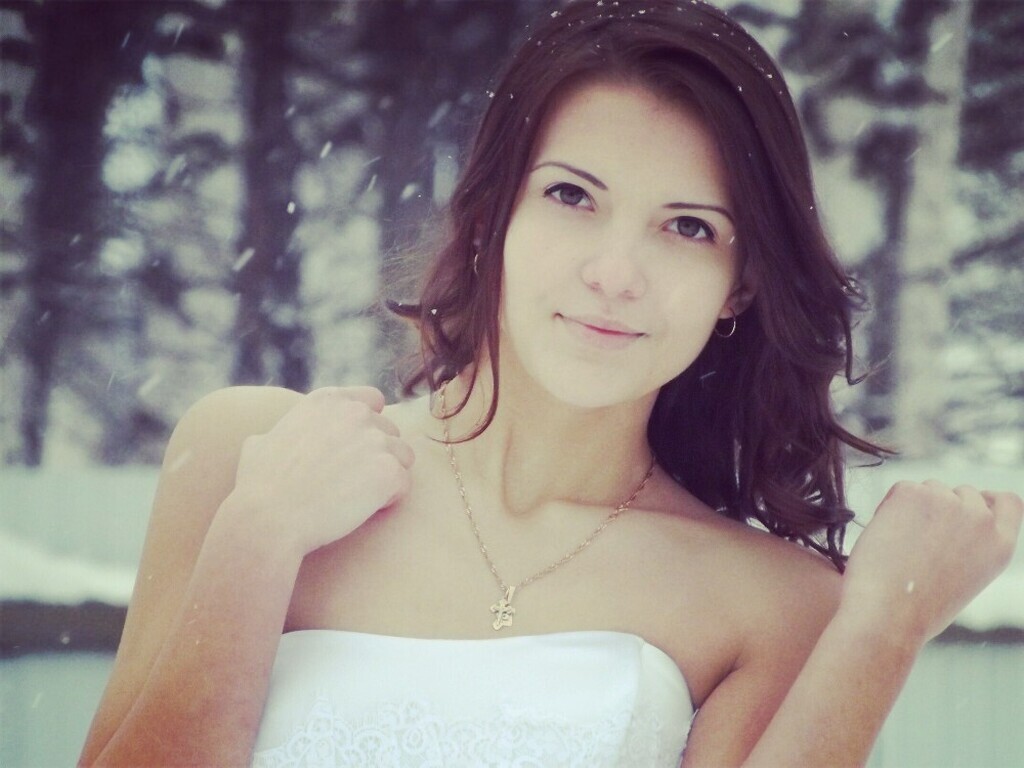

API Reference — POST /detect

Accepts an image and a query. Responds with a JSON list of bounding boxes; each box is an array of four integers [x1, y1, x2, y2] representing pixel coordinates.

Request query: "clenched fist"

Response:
[[843, 480, 1022, 646]]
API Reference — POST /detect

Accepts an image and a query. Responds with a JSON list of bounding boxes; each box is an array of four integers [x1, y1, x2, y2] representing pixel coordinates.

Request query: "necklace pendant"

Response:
[[490, 585, 516, 631]]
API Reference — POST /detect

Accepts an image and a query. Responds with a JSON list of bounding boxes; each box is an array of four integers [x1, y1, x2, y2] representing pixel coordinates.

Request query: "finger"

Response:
[[368, 412, 401, 438], [379, 457, 413, 510], [879, 480, 913, 505], [922, 478, 952, 494], [338, 386, 386, 412], [307, 386, 385, 410], [980, 489, 1021, 511], [986, 490, 1024, 539], [953, 485, 988, 515], [387, 436, 416, 469]]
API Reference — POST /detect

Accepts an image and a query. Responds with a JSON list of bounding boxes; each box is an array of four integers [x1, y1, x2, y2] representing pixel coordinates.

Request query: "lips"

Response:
[[557, 313, 645, 351], [559, 313, 644, 336]]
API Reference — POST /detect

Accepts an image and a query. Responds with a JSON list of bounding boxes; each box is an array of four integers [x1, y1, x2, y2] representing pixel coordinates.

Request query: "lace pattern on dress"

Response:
[[251, 689, 682, 768]]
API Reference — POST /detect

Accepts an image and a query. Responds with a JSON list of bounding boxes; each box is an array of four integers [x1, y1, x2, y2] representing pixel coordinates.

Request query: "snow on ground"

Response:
[[958, 569, 1024, 631], [0, 533, 136, 604]]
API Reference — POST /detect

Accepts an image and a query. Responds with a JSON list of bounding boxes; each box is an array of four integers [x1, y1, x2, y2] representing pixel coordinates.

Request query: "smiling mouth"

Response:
[[559, 314, 643, 335], [557, 314, 645, 348]]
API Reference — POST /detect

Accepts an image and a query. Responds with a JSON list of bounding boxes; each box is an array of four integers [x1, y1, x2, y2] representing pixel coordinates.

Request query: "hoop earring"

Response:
[[472, 252, 480, 277], [714, 314, 737, 339]]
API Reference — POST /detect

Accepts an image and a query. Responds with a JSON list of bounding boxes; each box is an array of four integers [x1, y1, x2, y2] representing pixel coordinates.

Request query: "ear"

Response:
[[720, 264, 758, 318]]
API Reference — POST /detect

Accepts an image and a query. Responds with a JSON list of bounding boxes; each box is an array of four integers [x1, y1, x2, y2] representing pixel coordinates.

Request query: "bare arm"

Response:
[[86, 499, 305, 766], [740, 603, 920, 768], [79, 385, 413, 766], [683, 481, 1022, 768]]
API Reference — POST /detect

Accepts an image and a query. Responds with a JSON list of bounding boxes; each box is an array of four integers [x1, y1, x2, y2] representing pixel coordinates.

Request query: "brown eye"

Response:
[[546, 182, 590, 207], [670, 216, 714, 242]]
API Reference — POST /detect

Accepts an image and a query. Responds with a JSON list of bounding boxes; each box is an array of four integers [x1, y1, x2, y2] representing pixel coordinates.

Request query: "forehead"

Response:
[[530, 79, 729, 201]]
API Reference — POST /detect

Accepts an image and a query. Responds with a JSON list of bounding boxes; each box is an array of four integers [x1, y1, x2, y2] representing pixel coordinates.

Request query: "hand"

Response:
[[841, 480, 1022, 646], [226, 386, 415, 556]]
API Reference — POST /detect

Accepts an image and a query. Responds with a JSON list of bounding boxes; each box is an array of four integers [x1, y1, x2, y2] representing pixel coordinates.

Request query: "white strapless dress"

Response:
[[251, 629, 694, 767]]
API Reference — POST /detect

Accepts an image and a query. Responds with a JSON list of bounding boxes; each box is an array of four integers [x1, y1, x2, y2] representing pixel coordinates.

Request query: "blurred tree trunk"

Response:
[[231, 0, 312, 390], [756, 0, 970, 452], [893, 0, 971, 457], [358, 0, 527, 395], [859, 124, 915, 434], [14, 3, 140, 464], [366, 0, 437, 396]]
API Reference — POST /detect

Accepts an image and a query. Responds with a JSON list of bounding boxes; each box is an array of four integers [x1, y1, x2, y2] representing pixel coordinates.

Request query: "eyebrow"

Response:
[[664, 201, 734, 226], [532, 160, 607, 190], [531, 160, 735, 225]]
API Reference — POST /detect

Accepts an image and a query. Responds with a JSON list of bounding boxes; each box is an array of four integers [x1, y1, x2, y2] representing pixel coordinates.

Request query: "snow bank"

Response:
[[0, 532, 135, 604], [957, 570, 1024, 631]]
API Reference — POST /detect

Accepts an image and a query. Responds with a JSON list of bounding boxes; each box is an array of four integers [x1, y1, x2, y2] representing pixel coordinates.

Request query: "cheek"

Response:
[[658, 260, 736, 316], [502, 211, 574, 306]]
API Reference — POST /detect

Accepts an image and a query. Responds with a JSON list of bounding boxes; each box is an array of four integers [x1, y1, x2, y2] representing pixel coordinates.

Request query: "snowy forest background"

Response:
[[1, 0, 1022, 470], [1, 1, 1023, 765]]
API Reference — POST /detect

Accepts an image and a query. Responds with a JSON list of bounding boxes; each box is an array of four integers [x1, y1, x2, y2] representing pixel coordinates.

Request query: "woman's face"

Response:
[[499, 79, 752, 409]]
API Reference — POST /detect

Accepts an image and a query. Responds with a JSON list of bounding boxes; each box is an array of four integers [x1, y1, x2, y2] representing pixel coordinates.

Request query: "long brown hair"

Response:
[[391, 0, 889, 570]]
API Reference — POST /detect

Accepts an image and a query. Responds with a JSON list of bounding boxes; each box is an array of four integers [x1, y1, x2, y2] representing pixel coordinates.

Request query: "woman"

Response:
[[80, 1, 1021, 766]]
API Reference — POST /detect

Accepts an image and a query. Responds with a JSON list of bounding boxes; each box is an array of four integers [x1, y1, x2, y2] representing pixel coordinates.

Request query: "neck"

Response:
[[437, 358, 657, 517]]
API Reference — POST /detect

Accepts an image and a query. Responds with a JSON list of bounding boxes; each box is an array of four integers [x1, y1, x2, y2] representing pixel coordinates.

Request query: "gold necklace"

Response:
[[438, 384, 656, 631]]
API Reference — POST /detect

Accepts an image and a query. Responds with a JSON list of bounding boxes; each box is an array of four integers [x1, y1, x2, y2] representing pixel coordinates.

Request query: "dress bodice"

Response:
[[251, 629, 694, 767]]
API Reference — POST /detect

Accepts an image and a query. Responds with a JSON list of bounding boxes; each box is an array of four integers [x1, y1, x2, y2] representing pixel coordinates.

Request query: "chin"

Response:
[[526, 357, 660, 411], [499, 322, 689, 411]]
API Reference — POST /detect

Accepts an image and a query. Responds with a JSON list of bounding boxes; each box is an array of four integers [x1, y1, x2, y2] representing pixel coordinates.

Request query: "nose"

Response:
[[579, 240, 647, 300]]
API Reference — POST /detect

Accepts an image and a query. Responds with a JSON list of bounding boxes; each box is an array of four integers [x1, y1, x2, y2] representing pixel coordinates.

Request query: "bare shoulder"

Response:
[[382, 392, 434, 436], [641, 478, 841, 618], [640, 494, 844, 764], [137, 385, 302, 548], [731, 525, 842, 683], [138, 385, 307, 601], [718, 516, 841, 615], [174, 385, 303, 447], [676, 505, 842, 648], [81, 386, 303, 760], [626, 483, 841, 687], [145, 386, 304, 541]]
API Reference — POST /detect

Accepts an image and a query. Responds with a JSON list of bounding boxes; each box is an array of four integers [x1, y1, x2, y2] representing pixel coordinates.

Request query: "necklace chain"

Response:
[[438, 384, 656, 628]]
